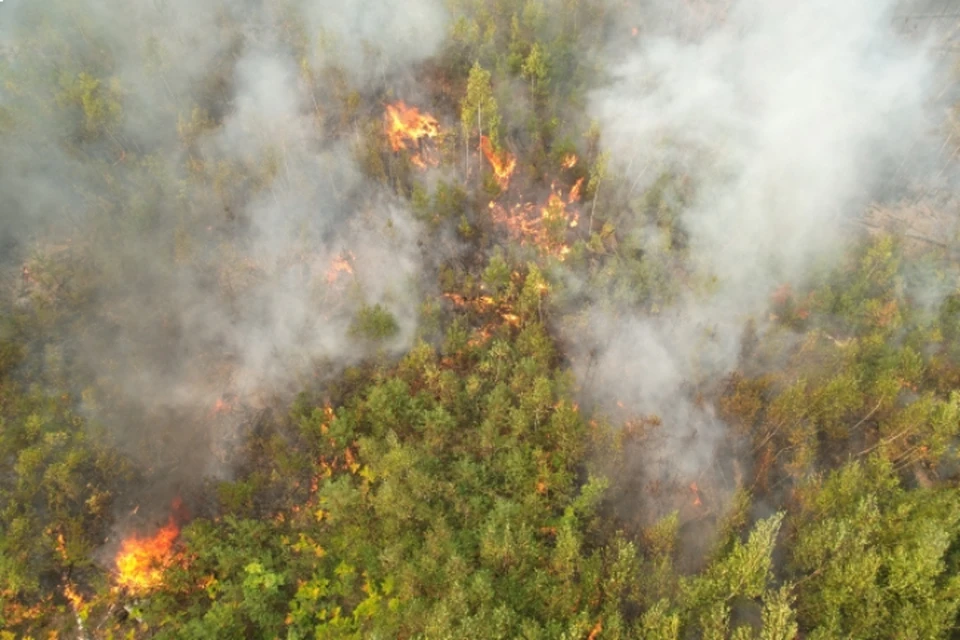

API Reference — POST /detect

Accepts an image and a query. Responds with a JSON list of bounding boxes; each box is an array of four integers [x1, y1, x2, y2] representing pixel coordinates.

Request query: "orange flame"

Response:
[[385, 102, 440, 169], [63, 583, 84, 612], [588, 620, 604, 640], [212, 397, 231, 414], [116, 521, 179, 592], [487, 180, 581, 261], [561, 154, 578, 170], [326, 251, 356, 285], [569, 177, 584, 204], [689, 482, 703, 507], [115, 499, 186, 593], [480, 135, 517, 190], [55, 532, 69, 562]]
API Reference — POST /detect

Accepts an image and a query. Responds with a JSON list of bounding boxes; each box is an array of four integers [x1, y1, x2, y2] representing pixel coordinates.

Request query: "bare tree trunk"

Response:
[[589, 177, 601, 234], [477, 104, 482, 191]]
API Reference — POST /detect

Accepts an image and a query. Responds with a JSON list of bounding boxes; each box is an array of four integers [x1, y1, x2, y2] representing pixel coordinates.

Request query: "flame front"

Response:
[[487, 180, 581, 260], [115, 518, 180, 593], [480, 136, 517, 190], [385, 102, 440, 169]]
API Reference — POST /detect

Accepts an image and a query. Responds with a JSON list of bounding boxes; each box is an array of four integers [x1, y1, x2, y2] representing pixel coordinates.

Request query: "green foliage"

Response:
[[350, 304, 400, 342], [521, 43, 549, 93], [129, 272, 618, 637], [412, 181, 468, 228], [0, 330, 128, 630], [4, 4, 960, 640], [683, 514, 784, 616], [483, 249, 512, 296], [790, 457, 960, 638], [461, 62, 502, 147], [56, 71, 123, 139]]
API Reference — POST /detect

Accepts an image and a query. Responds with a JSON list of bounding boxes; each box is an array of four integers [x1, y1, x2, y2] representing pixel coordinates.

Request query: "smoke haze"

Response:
[[0, 0, 449, 492], [568, 0, 946, 520], [1, 0, 955, 540]]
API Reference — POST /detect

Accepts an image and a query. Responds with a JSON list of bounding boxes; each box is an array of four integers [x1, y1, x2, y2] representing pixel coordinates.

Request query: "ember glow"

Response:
[[385, 101, 440, 168], [480, 135, 517, 190], [561, 154, 578, 169], [115, 500, 185, 593]]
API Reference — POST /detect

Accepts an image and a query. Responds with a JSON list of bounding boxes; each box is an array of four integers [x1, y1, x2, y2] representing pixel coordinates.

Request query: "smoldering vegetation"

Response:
[[0, 0, 450, 494]]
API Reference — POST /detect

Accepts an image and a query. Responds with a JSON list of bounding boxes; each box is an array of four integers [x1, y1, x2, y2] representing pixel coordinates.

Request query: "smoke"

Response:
[[2, 0, 951, 543], [570, 0, 943, 520], [0, 0, 449, 490], [299, 0, 450, 85]]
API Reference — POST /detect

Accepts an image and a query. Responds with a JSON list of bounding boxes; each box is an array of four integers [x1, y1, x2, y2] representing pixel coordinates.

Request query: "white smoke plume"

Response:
[[570, 0, 944, 518], [0, 0, 449, 487]]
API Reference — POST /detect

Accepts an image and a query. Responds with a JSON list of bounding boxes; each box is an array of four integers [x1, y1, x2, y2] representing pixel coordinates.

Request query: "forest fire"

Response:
[[771, 283, 793, 305], [487, 181, 581, 260], [0, 0, 954, 635], [689, 482, 703, 507], [480, 135, 517, 189], [385, 101, 440, 168], [114, 499, 186, 593], [212, 396, 231, 414], [115, 521, 179, 592], [569, 177, 584, 203], [63, 583, 84, 612], [326, 252, 356, 284]]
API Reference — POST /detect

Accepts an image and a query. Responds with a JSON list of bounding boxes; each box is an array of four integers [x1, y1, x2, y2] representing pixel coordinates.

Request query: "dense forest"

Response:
[[3, 0, 960, 637]]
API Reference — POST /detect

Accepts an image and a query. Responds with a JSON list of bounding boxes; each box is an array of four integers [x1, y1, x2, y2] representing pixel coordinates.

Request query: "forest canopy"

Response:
[[1, 0, 960, 638]]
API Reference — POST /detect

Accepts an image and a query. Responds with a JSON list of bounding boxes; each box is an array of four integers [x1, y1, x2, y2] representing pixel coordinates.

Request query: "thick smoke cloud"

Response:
[[0, 0, 448, 491], [572, 0, 942, 517]]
